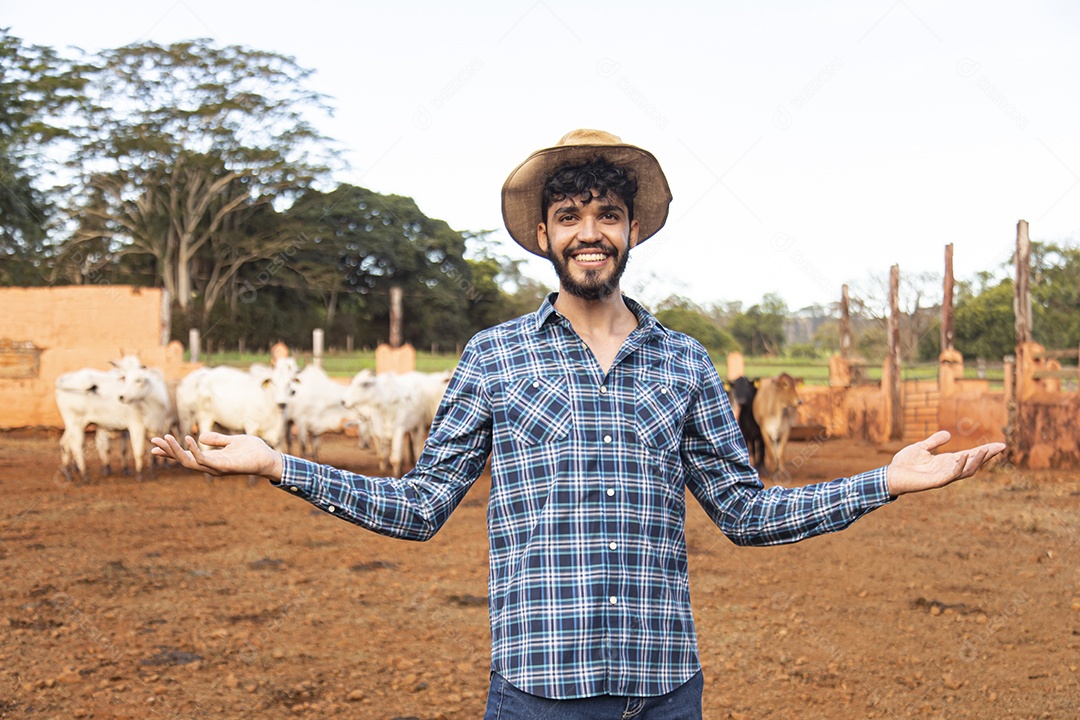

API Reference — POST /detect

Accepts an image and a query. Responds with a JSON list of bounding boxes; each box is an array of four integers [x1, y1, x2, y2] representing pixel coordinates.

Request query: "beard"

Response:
[[545, 242, 630, 301]]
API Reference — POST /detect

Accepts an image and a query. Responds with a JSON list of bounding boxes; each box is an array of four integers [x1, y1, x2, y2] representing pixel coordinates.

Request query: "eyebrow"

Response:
[[553, 202, 625, 218]]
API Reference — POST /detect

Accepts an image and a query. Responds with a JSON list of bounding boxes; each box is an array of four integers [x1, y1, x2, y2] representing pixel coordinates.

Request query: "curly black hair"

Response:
[[541, 157, 638, 222]]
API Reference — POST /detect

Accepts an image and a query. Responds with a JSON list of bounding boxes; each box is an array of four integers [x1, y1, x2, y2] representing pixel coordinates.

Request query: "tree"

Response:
[[281, 184, 474, 349], [729, 292, 788, 356], [1030, 241, 1080, 354], [654, 306, 739, 357], [60, 38, 336, 322], [955, 279, 1015, 361], [0, 30, 86, 285]]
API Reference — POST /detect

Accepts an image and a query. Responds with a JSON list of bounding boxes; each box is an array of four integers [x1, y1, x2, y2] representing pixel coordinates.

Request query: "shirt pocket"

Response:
[[504, 375, 572, 445], [635, 379, 690, 451]]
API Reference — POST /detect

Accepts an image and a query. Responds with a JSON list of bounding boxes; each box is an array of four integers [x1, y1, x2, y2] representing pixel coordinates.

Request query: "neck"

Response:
[[552, 287, 636, 336]]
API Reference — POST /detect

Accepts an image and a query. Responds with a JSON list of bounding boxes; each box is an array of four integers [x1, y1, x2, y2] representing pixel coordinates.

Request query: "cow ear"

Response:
[[262, 378, 272, 389], [109, 360, 120, 368]]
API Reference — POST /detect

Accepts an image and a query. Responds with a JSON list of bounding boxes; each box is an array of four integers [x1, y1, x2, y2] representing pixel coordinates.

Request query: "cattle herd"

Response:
[[54, 354, 451, 483], [55, 354, 802, 484]]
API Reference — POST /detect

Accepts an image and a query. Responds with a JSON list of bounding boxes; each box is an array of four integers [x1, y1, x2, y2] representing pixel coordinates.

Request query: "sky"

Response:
[[6, 0, 1080, 312]]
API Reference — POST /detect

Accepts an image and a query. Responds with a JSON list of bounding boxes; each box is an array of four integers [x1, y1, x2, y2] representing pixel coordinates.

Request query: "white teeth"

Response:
[[575, 253, 607, 262]]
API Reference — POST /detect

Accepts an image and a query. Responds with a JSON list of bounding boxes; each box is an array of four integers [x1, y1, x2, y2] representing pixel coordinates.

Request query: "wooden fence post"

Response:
[[189, 328, 201, 364], [1015, 220, 1032, 346], [889, 265, 903, 441], [312, 329, 324, 368], [942, 243, 955, 351], [389, 285, 403, 349]]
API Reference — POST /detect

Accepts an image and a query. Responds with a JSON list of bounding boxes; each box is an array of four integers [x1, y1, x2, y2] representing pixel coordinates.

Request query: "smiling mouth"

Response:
[[573, 252, 610, 263]]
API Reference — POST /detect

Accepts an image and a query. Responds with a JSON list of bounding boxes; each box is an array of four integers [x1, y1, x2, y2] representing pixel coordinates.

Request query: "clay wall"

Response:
[[0, 286, 194, 428]]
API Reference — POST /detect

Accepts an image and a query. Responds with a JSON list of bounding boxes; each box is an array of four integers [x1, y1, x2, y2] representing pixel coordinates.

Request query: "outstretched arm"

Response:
[[886, 431, 1006, 496], [151, 432, 283, 480]]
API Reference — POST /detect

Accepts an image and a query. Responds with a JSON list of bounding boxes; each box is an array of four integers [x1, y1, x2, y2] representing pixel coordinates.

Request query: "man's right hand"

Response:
[[150, 432, 284, 480]]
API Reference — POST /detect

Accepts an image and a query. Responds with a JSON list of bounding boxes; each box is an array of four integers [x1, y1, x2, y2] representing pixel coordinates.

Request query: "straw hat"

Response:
[[501, 129, 673, 256]]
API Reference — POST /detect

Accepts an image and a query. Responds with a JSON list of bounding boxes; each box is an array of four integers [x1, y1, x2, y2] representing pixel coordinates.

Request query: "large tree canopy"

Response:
[[281, 184, 474, 348], [58, 38, 337, 321], [0, 29, 86, 285]]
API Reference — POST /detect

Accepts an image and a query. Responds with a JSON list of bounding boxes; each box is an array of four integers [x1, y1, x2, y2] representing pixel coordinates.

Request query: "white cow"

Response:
[[55, 355, 172, 482], [343, 370, 444, 477], [285, 364, 359, 462], [181, 357, 298, 451]]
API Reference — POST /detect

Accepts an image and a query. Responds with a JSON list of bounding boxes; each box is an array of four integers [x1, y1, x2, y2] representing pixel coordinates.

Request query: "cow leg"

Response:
[[94, 430, 113, 477], [128, 424, 148, 481], [390, 429, 404, 478], [59, 427, 86, 483], [409, 428, 426, 471], [759, 430, 776, 477], [775, 430, 792, 483], [371, 435, 388, 473], [310, 433, 322, 464]]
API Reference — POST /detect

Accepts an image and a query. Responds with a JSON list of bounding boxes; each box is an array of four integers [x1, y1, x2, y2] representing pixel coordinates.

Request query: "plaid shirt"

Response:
[[276, 294, 893, 699]]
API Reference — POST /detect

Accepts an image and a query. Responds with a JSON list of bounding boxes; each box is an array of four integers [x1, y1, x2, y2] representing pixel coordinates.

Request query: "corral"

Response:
[[2, 431, 1077, 718], [2, 243, 1077, 717]]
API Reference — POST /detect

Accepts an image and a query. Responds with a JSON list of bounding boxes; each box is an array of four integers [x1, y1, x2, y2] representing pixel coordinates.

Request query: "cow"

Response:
[[175, 356, 299, 446], [752, 372, 803, 481], [285, 364, 360, 462], [54, 355, 172, 482], [342, 370, 449, 477], [730, 376, 764, 469]]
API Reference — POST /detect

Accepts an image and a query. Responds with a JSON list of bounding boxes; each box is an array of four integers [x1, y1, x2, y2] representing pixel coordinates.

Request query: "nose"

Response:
[[577, 215, 601, 242]]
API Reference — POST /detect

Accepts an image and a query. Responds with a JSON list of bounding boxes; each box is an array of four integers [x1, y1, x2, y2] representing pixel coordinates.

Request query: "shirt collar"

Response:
[[532, 292, 666, 339]]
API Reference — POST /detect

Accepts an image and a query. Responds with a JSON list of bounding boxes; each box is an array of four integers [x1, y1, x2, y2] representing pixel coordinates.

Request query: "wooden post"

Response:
[[159, 289, 172, 346], [942, 243, 955, 351], [346, 335, 354, 353], [839, 284, 853, 361], [312, 329, 324, 368], [189, 328, 201, 363], [888, 265, 903, 440], [1003, 354, 1017, 462], [1014, 220, 1032, 346], [238, 338, 245, 356], [389, 285, 403, 349]]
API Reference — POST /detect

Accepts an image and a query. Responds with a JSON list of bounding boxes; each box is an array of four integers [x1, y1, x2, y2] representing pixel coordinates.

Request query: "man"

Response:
[[152, 129, 1005, 719]]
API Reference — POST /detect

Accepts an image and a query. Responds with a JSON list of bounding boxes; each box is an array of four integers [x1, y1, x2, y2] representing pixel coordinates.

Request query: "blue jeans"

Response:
[[483, 671, 704, 720]]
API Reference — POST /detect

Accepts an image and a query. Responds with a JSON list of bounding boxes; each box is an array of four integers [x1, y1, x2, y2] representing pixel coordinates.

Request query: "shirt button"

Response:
[[532, 380, 539, 388], [599, 386, 607, 394], [660, 387, 668, 395], [609, 596, 618, 605], [606, 488, 615, 497], [609, 542, 618, 550], [289, 486, 298, 493], [603, 435, 612, 443], [327, 506, 336, 513]]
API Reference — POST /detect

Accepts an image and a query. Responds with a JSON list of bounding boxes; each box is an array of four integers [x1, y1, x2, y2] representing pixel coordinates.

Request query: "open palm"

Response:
[[887, 431, 1006, 495]]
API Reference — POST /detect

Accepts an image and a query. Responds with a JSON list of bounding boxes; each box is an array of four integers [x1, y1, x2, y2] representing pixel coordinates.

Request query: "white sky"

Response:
[[7, 0, 1080, 312]]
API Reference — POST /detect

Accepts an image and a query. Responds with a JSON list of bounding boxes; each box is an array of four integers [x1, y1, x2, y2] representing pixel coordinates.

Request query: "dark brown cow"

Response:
[[751, 373, 802, 479]]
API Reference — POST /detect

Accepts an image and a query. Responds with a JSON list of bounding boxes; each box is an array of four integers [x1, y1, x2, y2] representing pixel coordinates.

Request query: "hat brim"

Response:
[[501, 143, 672, 257]]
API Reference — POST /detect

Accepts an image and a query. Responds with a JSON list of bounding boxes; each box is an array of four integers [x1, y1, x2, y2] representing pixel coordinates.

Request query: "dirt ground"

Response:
[[1, 429, 1077, 719]]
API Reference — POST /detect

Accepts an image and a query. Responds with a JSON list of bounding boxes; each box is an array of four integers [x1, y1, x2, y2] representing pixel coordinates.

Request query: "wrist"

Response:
[[265, 450, 285, 481]]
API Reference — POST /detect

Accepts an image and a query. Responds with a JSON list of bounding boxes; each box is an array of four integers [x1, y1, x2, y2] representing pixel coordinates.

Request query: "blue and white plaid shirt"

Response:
[[276, 294, 893, 700]]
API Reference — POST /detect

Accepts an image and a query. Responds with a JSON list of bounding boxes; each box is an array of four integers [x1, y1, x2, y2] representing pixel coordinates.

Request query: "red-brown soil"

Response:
[[1, 430, 1077, 719]]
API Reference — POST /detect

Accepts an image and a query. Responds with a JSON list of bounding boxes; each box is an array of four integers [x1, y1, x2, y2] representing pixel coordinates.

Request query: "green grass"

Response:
[[187, 349, 462, 378], [188, 349, 1004, 388]]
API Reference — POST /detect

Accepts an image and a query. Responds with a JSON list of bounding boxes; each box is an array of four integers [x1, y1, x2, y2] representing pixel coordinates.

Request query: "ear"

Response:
[[536, 222, 549, 254], [628, 218, 641, 249]]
